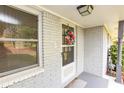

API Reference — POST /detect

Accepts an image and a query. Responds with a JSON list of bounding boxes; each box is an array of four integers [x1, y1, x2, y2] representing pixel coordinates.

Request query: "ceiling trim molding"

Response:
[[32, 5, 85, 28], [104, 24, 114, 42]]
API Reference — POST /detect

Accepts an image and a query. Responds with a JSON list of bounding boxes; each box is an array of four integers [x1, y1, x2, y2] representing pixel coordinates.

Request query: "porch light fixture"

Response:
[[77, 5, 94, 16]]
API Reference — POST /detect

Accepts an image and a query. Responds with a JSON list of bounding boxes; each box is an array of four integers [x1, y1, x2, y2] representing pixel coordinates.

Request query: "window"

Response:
[[0, 6, 38, 76], [62, 47, 74, 66], [62, 24, 75, 66]]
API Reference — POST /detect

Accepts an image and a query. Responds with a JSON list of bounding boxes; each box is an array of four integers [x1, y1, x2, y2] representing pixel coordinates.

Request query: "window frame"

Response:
[[0, 5, 43, 82]]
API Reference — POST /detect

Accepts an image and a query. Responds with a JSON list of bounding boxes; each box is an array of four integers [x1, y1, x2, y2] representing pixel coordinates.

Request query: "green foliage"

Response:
[[109, 44, 124, 71], [109, 45, 118, 65]]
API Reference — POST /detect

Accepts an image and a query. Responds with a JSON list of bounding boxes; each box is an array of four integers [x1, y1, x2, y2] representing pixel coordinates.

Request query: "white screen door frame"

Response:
[[61, 24, 76, 83]]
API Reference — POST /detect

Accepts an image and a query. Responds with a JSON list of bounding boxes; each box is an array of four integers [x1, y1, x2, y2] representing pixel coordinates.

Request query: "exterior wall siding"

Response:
[[8, 11, 84, 88], [76, 26, 84, 76], [83, 26, 112, 77], [84, 26, 104, 77], [102, 28, 113, 77], [3, 6, 110, 87], [102, 28, 109, 77]]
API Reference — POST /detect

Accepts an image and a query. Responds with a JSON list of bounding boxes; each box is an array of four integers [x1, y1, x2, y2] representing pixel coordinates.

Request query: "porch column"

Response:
[[116, 21, 124, 83]]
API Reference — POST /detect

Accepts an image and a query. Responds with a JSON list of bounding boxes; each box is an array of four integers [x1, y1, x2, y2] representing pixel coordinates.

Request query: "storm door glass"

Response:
[[62, 24, 75, 66]]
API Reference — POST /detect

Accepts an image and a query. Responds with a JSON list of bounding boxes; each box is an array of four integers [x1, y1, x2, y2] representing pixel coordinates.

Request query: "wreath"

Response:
[[65, 30, 75, 45]]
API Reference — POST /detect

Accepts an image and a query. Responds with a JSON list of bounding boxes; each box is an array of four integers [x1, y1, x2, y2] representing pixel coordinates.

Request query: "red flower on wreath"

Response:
[[65, 35, 70, 40], [71, 35, 75, 40], [68, 31, 73, 36], [65, 30, 75, 45]]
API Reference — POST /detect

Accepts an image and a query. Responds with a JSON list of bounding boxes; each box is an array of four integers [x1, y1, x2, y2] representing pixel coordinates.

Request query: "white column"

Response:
[[116, 21, 124, 83]]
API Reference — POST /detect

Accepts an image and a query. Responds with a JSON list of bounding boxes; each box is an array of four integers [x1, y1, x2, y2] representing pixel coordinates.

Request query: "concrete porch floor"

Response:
[[66, 72, 124, 88]]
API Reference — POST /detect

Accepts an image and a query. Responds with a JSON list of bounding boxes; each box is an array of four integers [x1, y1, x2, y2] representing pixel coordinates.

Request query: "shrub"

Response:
[[109, 44, 124, 71]]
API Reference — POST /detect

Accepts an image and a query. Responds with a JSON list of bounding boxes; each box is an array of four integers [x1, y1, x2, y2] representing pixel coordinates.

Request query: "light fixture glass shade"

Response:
[[78, 5, 88, 13], [80, 11, 90, 16], [77, 5, 93, 16], [88, 6, 93, 13]]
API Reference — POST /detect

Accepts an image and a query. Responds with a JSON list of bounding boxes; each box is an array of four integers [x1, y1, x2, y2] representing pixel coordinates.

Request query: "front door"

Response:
[[61, 24, 76, 83]]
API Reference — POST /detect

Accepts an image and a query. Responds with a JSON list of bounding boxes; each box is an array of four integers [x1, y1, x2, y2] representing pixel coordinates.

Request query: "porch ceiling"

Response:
[[36, 5, 124, 41]]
